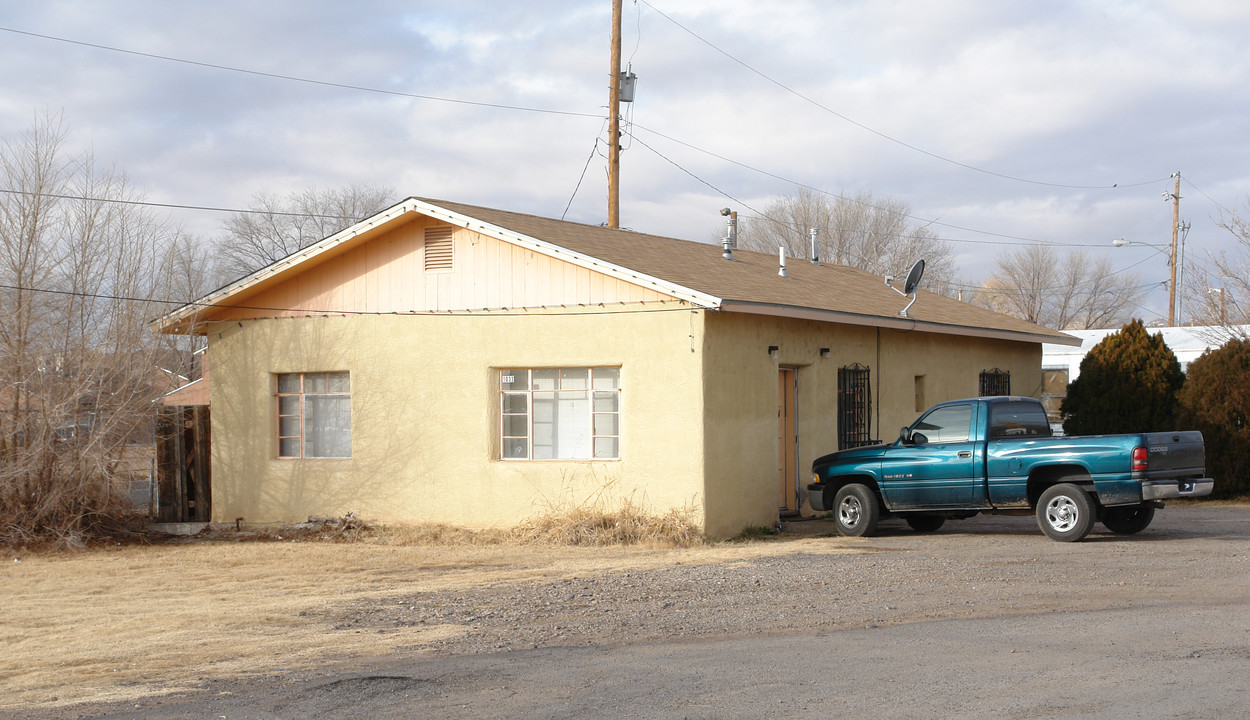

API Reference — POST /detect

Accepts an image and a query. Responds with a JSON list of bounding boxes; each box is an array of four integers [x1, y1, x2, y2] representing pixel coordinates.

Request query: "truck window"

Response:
[[989, 401, 1053, 439], [913, 404, 973, 443]]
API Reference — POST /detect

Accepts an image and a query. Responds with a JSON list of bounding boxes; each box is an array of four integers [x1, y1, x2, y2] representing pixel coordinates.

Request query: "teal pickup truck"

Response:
[[808, 396, 1213, 542]]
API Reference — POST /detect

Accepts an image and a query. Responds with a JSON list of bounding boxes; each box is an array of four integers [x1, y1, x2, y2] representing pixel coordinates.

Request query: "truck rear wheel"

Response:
[[1102, 503, 1155, 535], [833, 484, 880, 537], [1036, 483, 1095, 542]]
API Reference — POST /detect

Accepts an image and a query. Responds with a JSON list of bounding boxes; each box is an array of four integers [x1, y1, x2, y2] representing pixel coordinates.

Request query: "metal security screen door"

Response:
[[838, 364, 873, 450], [778, 368, 797, 512]]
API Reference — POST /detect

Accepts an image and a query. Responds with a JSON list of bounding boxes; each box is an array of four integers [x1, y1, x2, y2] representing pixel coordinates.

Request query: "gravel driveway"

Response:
[[42, 505, 1250, 719]]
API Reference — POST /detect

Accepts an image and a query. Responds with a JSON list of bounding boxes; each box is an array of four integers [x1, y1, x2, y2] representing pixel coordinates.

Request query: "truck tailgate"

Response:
[[1141, 431, 1205, 478]]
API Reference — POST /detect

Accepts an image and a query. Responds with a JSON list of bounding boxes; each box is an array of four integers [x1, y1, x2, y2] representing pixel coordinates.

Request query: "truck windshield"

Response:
[[989, 402, 1053, 439]]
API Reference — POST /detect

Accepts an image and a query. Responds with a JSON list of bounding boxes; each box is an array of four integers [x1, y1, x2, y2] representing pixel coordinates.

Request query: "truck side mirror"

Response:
[[899, 426, 912, 444]]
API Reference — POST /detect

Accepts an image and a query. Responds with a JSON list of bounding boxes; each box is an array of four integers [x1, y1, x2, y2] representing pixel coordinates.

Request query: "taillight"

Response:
[[1132, 446, 1148, 472]]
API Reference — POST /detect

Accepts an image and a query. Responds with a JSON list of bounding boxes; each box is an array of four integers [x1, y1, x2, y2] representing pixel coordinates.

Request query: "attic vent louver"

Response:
[[424, 226, 454, 271]]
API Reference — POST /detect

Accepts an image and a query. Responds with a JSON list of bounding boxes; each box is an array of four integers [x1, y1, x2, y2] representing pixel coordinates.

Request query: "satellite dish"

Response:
[[902, 259, 925, 295], [884, 258, 926, 317]]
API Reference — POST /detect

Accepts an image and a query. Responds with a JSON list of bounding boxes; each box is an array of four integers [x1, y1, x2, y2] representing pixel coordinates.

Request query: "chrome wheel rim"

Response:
[[839, 496, 863, 528], [1045, 496, 1079, 532]]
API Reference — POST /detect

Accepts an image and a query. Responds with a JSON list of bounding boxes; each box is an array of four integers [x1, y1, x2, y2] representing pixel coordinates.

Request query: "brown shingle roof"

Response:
[[155, 196, 1077, 346], [424, 198, 1078, 346]]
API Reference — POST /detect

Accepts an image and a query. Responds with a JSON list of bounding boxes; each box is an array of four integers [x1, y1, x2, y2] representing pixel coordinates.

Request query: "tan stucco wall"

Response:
[[699, 311, 1042, 537], [204, 305, 1040, 538], [204, 305, 707, 529]]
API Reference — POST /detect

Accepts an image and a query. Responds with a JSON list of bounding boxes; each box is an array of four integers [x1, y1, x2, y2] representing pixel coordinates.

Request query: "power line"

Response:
[[1182, 176, 1236, 216], [637, 1, 1167, 191], [0, 26, 603, 120], [5, 24, 1167, 251], [623, 132, 764, 217], [0, 187, 355, 220], [626, 126, 1112, 249]]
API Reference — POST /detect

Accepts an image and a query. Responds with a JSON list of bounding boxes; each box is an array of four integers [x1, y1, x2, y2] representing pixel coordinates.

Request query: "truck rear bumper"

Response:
[[1141, 478, 1214, 501]]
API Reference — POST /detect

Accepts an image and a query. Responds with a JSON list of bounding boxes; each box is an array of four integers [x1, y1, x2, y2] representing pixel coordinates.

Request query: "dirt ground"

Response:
[[0, 524, 858, 712], [5, 503, 1249, 718]]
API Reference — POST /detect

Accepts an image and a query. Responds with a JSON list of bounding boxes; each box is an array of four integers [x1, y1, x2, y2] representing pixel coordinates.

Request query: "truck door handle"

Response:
[[957, 451, 972, 458]]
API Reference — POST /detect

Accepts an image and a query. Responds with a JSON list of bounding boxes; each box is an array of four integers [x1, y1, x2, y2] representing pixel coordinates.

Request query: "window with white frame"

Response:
[[500, 367, 620, 460], [276, 372, 351, 458]]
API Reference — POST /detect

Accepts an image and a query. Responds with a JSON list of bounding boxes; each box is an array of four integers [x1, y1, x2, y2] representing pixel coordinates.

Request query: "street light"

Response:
[[1112, 238, 1179, 326]]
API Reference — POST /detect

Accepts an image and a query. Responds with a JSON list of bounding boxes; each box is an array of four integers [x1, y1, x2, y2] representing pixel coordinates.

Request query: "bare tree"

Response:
[[215, 184, 396, 281], [0, 113, 184, 545], [973, 245, 1147, 330], [736, 187, 960, 295], [1183, 201, 1250, 336]]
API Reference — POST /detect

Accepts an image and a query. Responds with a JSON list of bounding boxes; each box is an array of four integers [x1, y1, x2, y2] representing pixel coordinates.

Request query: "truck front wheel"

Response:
[[833, 484, 880, 537], [1036, 483, 1095, 542], [1102, 503, 1155, 535]]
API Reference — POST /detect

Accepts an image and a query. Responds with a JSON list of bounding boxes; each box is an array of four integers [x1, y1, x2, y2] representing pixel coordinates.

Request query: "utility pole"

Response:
[[607, 0, 623, 228], [1166, 171, 1181, 327]]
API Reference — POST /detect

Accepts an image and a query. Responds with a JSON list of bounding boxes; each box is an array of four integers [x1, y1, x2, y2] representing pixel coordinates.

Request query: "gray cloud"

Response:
[[2, 0, 1246, 322]]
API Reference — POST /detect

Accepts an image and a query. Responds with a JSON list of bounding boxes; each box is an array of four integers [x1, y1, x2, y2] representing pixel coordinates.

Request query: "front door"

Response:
[[778, 367, 797, 512]]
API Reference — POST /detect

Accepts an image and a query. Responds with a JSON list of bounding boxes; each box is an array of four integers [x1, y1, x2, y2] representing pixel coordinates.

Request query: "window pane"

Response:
[[990, 402, 1052, 439], [533, 369, 559, 391], [594, 437, 619, 459], [279, 437, 300, 457], [305, 395, 351, 457], [279, 416, 300, 437], [554, 392, 590, 458], [592, 367, 620, 390], [304, 373, 327, 393], [915, 405, 972, 443], [277, 374, 300, 393], [533, 392, 555, 458], [500, 369, 529, 391], [326, 372, 350, 392], [533, 392, 556, 422], [561, 368, 588, 390], [503, 438, 528, 459], [593, 391, 618, 413], [502, 415, 528, 438], [279, 396, 300, 415], [502, 393, 527, 414], [593, 413, 618, 436]]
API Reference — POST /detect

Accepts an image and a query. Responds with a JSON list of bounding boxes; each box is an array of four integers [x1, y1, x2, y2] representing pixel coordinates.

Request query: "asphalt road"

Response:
[[39, 506, 1250, 720]]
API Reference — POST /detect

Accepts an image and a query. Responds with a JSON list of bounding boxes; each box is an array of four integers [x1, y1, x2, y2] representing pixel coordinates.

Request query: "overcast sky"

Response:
[[3, 1, 1248, 322]]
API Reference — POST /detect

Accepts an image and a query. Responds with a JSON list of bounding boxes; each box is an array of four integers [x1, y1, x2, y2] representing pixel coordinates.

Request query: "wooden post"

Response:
[[607, 0, 623, 228], [1168, 172, 1180, 326]]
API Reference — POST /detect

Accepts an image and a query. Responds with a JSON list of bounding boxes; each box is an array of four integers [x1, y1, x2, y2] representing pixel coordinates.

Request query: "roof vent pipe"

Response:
[[720, 207, 737, 259], [779, 247, 788, 277], [809, 227, 820, 263]]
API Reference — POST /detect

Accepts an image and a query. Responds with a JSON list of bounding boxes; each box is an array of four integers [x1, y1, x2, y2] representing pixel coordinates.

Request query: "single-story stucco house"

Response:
[[155, 198, 1077, 537]]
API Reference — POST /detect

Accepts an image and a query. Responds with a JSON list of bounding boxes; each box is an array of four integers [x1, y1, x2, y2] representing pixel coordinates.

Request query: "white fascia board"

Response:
[[414, 199, 723, 310], [155, 198, 723, 331], [153, 199, 424, 331], [720, 301, 1082, 346]]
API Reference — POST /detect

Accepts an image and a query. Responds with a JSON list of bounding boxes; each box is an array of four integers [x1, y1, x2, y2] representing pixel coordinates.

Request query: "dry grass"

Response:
[[1, 521, 858, 711]]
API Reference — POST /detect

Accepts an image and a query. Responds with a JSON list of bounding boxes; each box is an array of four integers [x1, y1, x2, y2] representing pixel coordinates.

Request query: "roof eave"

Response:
[[719, 301, 1082, 346], [152, 198, 722, 334]]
